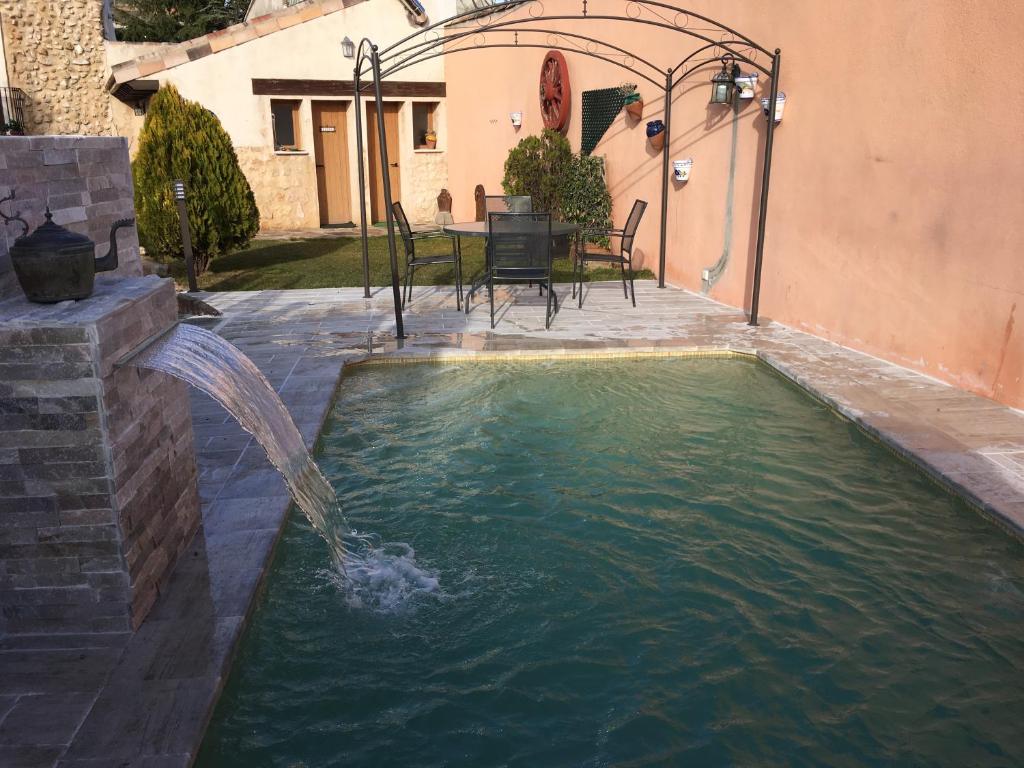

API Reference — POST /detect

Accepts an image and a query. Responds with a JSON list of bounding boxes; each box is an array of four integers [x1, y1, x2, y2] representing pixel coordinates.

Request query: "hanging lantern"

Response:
[[341, 37, 355, 59], [710, 56, 739, 105]]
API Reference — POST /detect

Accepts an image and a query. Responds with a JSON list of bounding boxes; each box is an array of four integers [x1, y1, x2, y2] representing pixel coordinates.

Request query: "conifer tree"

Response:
[[114, 0, 249, 43], [132, 85, 260, 274]]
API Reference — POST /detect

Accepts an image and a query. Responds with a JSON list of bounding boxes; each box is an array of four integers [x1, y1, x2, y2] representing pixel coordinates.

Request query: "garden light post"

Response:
[[174, 180, 198, 293]]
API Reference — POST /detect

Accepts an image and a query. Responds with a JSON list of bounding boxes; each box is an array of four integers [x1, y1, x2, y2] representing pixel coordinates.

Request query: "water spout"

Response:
[[125, 323, 439, 610], [130, 323, 349, 564]]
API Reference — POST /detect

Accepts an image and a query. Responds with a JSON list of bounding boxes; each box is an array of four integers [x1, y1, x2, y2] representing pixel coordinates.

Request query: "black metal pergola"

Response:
[[354, 0, 781, 338]]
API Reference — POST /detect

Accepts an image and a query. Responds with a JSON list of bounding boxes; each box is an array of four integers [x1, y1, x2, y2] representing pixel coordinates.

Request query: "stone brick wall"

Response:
[[0, 0, 113, 135], [0, 277, 200, 634], [0, 135, 142, 302], [236, 147, 321, 230], [407, 149, 448, 223]]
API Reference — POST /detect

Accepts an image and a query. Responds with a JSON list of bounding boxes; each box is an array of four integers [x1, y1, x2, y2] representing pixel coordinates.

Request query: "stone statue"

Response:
[[474, 184, 486, 222], [434, 188, 454, 225]]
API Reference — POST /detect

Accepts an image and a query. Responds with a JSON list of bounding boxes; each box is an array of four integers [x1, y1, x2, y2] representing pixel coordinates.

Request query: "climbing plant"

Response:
[[132, 85, 259, 274], [560, 153, 612, 245]]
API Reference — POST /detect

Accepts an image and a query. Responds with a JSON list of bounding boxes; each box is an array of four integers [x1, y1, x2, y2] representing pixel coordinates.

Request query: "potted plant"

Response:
[[620, 83, 643, 120], [646, 119, 665, 151], [423, 129, 437, 149], [4, 119, 24, 136]]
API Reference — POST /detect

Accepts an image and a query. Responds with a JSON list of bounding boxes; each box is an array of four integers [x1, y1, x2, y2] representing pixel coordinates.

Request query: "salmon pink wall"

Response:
[[444, 0, 1024, 408]]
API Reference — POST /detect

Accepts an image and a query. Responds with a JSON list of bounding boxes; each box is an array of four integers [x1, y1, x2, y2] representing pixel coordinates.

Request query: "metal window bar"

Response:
[[0, 88, 28, 132]]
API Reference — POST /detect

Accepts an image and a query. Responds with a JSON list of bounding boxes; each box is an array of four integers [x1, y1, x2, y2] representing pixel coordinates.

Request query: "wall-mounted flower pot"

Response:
[[760, 92, 786, 123], [510, 111, 523, 127], [673, 158, 693, 182], [625, 99, 644, 120], [735, 72, 758, 99], [646, 120, 665, 151]]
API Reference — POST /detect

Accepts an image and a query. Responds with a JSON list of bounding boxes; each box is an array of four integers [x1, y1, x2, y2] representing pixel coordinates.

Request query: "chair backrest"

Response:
[[621, 199, 648, 254], [391, 200, 414, 256], [485, 195, 533, 214], [488, 212, 551, 272]]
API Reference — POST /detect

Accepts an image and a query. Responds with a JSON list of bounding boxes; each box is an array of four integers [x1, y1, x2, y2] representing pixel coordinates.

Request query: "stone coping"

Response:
[[0, 276, 165, 328], [2, 282, 1022, 767], [107, 0, 368, 87]]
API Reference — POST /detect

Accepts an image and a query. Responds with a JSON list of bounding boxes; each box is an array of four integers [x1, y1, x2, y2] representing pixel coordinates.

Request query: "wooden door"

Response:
[[366, 102, 402, 223], [312, 101, 352, 226]]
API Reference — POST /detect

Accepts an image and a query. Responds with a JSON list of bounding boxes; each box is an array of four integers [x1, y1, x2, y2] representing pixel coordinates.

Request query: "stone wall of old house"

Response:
[[0, 136, 143, 302], [235, 147, 321, 230], [1, 0, 113, 135], [406, 149, 448, 223]]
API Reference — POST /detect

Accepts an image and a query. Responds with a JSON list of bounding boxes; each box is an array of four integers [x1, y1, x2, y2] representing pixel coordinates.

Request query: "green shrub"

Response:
[[501, 129, 572, 215], [132, 85, 259, 274], [560, 153, 612, 245], [501, 129, 612, 248]]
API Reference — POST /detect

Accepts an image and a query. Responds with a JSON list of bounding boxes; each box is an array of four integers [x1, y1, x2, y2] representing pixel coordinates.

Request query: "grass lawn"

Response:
[[169, 235, 654, 292]]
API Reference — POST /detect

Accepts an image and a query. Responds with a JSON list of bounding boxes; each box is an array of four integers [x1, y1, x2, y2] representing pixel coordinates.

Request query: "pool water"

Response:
[[198, 359, 1024, 767]]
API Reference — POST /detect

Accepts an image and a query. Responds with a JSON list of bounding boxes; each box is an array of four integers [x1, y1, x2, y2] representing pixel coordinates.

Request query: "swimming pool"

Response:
[[198, 358, 1024, 766]]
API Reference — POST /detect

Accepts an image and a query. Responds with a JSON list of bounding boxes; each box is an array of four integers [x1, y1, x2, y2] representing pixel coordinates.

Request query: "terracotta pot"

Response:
[[625, 100, 644, 120], [425, 138, 437, 149], [649, 131, 665, 151]]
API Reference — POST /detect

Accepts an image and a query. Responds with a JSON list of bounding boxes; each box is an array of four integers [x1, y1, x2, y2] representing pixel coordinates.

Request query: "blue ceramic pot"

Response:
[[646, 120, 665, 138]]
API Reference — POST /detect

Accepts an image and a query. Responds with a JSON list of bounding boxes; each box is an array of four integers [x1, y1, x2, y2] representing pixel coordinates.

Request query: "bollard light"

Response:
[[710, 55, 740, 105], [173, 180, 186, 201], [341, 37, 355, 59]]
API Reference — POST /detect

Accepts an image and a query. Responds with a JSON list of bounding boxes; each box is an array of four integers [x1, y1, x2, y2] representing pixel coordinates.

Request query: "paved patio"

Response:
[[2, 280, 1023, 767]]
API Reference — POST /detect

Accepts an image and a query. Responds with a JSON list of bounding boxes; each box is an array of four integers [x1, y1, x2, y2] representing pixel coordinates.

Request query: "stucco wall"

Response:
[[110, 0, 454, 226], [0, 0, 113, 134], [444, 0, 1024, 409]]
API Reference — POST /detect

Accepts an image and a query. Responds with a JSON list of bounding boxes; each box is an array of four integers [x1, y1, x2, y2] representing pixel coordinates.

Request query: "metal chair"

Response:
[[392, 200, 462, 310], [484, 212, 558, 329], [573, 199, 648, 308], [484, 195, 533, 214]]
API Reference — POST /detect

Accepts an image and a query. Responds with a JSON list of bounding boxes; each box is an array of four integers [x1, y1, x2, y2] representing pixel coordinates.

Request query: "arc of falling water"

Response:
[[128, 323, 350, 565]]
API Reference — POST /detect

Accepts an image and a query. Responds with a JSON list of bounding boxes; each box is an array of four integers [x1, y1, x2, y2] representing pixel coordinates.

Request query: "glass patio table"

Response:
[[443, 220, 579, 312]]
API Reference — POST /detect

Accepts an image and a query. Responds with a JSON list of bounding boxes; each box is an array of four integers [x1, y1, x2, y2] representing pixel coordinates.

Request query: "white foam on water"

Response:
[[320, 540, 441, 613]]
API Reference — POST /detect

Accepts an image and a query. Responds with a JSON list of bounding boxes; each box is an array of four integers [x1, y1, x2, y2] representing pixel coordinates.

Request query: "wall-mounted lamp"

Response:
[[133, 99, 148, 117], [710, 55, 740, 105], [510, 111, 523, 127], [341, 37, 355, 59]]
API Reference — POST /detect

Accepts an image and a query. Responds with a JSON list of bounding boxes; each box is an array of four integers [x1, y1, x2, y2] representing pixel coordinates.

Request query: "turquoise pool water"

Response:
[[198, 359, 1024, 767]]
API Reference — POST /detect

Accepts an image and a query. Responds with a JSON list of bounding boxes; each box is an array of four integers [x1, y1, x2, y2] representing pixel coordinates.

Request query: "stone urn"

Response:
[[8, 208, 135, 303]]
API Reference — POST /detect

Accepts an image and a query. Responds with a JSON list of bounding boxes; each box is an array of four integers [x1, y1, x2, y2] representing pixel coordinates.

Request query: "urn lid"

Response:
[[12, 209, 94, 254]]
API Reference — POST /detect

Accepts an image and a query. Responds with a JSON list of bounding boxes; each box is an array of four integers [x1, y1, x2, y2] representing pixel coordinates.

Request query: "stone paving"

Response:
[[2, 280, 1023, 767]]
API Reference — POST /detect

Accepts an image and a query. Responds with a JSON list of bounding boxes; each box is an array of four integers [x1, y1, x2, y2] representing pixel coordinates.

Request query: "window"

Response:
[[271, 99, 301, 151], [412, 101, 439, 149]]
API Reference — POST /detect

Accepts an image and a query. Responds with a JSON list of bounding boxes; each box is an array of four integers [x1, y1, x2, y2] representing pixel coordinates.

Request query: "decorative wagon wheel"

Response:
[[539, 50, 570, 132]]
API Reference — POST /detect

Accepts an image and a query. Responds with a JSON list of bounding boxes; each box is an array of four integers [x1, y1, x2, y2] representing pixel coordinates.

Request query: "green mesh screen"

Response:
[[581, 88, 625, 156]]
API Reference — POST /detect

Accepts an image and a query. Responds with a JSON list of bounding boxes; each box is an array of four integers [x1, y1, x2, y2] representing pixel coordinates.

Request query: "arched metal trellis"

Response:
[[354, 1, 781, 338]]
